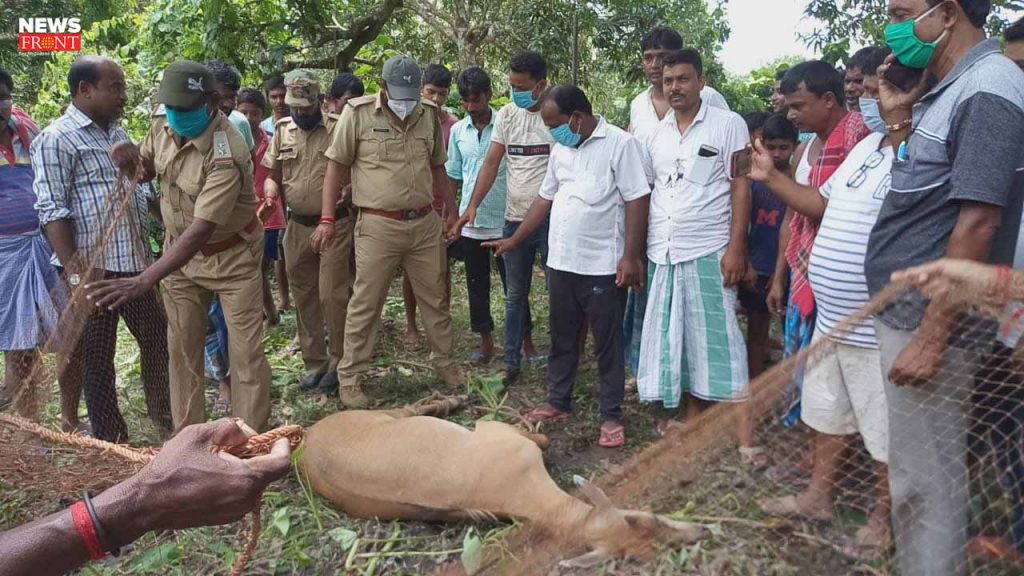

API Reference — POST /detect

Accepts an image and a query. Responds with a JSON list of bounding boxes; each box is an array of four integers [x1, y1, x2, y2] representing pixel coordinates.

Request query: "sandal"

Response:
[[758, 495, 833, 522], [839, 523, 892, 562], [525, 404, 569, 425], [598, 423, 625, 448], [739, 446, 770, 470]]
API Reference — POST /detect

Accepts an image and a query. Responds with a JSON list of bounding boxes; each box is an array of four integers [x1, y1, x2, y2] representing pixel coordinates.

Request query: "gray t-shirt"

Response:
[[866, 39, 1024, 332]]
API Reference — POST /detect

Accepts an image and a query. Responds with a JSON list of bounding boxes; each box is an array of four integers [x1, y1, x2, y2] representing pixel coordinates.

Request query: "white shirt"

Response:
[[539, 118, 651, 276], [636, 101, 749, 265], [810, 132, 892, 348], [491, 103, 555, 222], [629, 85, 730, 132]]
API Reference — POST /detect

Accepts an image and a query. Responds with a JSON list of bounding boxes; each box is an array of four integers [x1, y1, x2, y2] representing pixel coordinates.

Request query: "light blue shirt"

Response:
[[446, 108, 507, 237]]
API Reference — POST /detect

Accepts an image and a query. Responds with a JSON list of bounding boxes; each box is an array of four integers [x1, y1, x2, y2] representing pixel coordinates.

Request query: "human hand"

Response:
[[616, 257, 645, 291], [110, 142, 142, 175], [482, 237, 516, 258], [309, 222, 335, 254], [888, 334, 945, 387], [891, 258, 1001, 307], [106, 419, 290, 539], [720, 246, 748, 288], [450, 208, 476, 241], [445, 211, 459, 244], [749, 138, 779, 184], [767, 275, 786, 316], [877, 54, 929, 125], [85, 274, 154, 311], [741, 265, 759, 292]]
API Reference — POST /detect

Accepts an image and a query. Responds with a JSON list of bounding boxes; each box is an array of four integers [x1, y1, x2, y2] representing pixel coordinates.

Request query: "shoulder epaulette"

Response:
[[276, 116, 293, 126], [348, 95, 376, 108], [213, 131, 233, 166], [152, 104, 167, 117]]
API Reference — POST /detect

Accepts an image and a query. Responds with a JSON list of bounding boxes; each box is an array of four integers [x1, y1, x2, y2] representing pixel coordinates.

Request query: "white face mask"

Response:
[[387, 99, 417, 120]]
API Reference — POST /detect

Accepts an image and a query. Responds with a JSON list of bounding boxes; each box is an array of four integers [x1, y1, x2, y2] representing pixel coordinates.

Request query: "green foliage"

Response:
[[719, 56, 804, 114], [801, 0, 1024, 64]]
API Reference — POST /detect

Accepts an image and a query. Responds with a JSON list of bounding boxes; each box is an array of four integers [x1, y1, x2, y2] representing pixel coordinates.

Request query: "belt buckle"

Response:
[[403, 209, 419, 220]]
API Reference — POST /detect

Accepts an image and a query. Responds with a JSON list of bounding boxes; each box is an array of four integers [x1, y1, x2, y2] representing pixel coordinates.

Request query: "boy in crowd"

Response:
[[447, 67, 509, 363], [487, 85, 650, 447], [740, 113, 796, 382], [323, 73, 365, 115]]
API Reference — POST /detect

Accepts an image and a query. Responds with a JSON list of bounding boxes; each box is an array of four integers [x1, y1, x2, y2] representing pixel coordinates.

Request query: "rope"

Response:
[[0, 413, 304, 574]]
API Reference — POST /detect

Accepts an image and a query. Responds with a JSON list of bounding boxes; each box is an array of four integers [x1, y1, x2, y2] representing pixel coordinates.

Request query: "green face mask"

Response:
[[885, 2, 949, 69]]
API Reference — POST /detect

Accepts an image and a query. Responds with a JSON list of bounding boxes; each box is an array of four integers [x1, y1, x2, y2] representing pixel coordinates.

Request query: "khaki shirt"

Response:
[[141, 111, 258, 244], [325, 92, 446, 211], [262, 114, 339, 216]]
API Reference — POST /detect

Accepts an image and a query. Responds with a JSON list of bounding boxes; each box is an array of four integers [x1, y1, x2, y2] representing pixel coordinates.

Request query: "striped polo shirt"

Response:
[[809, 133, 892, 348]]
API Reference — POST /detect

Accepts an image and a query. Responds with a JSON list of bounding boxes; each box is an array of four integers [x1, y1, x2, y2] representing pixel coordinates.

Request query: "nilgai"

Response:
[[300, 396, 709, 567]]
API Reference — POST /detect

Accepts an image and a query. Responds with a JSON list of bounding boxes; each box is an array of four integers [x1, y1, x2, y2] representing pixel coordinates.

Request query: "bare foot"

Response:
[[404, 329, 422, 349], [758, 493, 834, 522]]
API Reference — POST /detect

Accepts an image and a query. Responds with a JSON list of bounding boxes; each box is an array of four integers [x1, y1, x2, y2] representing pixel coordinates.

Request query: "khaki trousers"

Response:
[[284, 217, 355, 376], [163, 237, 272, 432], [340, 212, 453, 387]]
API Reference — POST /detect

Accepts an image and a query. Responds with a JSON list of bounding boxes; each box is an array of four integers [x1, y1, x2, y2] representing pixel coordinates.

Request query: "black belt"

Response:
[[290, 206, 351, 227]]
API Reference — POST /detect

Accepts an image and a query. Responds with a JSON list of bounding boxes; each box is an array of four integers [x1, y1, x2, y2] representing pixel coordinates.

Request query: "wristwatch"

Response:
[[68, 273, 81, 287]]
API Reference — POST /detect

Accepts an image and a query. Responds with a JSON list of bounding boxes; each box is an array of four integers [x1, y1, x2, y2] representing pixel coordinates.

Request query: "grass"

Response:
[[2, 264, 1022, 575]]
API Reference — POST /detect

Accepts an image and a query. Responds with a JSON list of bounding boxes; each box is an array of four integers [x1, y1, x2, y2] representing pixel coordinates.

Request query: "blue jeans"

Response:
[[502, 219, 547, 372]]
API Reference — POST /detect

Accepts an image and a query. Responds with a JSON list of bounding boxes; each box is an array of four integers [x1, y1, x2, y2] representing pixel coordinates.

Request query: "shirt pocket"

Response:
[[566, 172, 608, 206], [277, 147, 298, 180], [686, 152, 720, 186]]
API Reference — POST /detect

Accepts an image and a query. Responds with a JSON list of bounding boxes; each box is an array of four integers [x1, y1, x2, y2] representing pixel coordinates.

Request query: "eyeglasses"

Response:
[[847, 150, 886, 188]]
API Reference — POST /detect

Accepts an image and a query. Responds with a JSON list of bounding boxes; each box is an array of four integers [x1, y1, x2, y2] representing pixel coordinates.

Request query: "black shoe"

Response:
[[299, 371, 327, 391], [314, 371, 339, 394]]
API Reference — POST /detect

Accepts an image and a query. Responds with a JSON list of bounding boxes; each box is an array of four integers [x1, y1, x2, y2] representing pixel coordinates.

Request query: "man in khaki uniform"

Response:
[[89, 60, 272, 431], [312, 55, 461, 407], [263, 70, 353, 394]]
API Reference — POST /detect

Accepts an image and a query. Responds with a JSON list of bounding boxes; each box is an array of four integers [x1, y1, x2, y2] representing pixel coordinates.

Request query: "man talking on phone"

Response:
[[630, 49, 752, 434], [864, 1, 1024, 574]]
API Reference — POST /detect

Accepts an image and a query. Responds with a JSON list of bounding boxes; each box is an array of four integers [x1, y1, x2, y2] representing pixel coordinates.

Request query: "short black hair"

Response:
[[742, 111, 769, 135], [847, 47, 874, 73], [67, 56, 105, 97], [775, 68, 789, 82], [457, 67, 492, 99], [546, 84, 592, 116], [662, 49, 703, 76], [780, 60, 844, 103], [264, 75, 285, 94], [423, 64, 452, 89], [0, 67, 12, 93], [641, 26, 683, 52], [762, 113, 799, 143], [928, 0, 990, 29], [857, 46, 892, 77], [329, 73, 365, 99], [238, 87, 266, 109], [1005, 16, 1024, 43], [509, 51, 547, 81], [204, 60, 241, 91]]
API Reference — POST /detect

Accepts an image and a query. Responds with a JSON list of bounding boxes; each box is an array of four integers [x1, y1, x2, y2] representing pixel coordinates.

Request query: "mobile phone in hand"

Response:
[[730, 146, 753, 179]]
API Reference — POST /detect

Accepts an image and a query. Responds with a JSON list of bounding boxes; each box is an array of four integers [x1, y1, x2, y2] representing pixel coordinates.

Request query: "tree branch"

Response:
[[405, 0, 455, 35], [288, 0, 403, 71]]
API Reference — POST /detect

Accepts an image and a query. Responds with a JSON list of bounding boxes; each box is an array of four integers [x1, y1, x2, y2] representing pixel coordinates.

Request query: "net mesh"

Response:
[[2, 167, 1023, 574]]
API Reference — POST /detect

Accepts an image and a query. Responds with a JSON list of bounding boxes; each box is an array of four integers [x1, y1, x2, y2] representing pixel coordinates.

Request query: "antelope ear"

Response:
[[573, 475, 614, 510], [558, 548, 611, 569]]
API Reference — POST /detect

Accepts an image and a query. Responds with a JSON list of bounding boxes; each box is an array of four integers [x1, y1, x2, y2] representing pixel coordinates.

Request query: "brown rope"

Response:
[[0, 413, 303, 575]]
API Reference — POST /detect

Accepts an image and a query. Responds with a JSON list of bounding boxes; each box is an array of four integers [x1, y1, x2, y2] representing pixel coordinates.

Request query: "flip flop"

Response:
[[758, 495, 834, 523], [839, 524, 892, 562], [525, 354, 547, 365], [598, 423, 625, 448], [525, 404, 569, 425]]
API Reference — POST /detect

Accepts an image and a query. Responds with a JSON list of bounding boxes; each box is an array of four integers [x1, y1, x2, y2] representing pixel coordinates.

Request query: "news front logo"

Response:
[[17, 18, 82, 52]]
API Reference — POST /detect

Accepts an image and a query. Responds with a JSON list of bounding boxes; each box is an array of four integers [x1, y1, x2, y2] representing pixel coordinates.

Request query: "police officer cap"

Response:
[[284, 69, 320, 107], [382, 56, 422, 101], [156, 60, 215, 109]]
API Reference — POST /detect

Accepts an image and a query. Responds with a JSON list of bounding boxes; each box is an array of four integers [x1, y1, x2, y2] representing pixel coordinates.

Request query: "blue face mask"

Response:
[[166, 105, 212, 139], [549, 119, 582, 148], [510, 86, 538, 109], [859, 97, 886, 134]]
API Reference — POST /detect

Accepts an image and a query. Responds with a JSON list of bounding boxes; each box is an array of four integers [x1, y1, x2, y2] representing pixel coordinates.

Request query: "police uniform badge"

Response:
[[213, 131, 233, 167]]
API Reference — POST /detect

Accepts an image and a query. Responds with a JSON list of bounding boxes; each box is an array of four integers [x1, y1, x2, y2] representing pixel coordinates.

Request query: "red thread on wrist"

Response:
[[71, 501, 106, 561], [319, 217, 336, 224], [997, 265, 1012, 307]]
